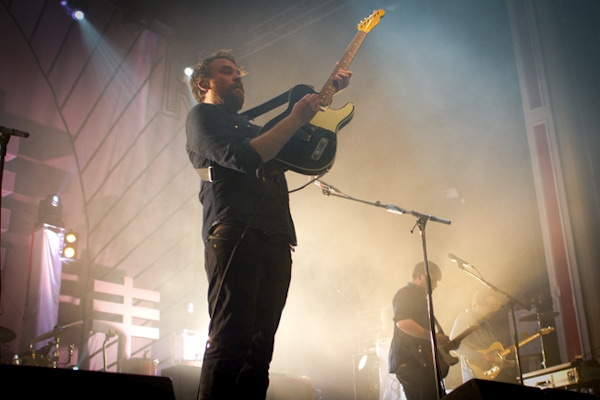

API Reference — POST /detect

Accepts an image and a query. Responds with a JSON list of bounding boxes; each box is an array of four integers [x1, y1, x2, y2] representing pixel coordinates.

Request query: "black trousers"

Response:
[[395, 361, 445, 400], [198, 226, 292, 400]]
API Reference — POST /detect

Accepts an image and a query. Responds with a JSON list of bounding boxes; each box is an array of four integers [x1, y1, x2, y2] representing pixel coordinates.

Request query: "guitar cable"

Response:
[[288, 173, 327, 194]]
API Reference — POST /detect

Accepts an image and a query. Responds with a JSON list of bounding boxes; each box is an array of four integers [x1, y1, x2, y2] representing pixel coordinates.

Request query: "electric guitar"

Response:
[[466, 326, 555, 380], [260, 9, 385, 176]]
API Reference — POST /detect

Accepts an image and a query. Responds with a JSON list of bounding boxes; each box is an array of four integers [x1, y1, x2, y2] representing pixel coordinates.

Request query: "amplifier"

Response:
[[523, 362, 579, 388], [523, 359, 600, 390]]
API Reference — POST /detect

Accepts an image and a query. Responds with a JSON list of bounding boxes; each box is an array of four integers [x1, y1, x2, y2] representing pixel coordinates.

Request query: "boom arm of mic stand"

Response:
[[408, 210, 451, 225], [457, 266, 529, 310], [317, 189, 452, 226]]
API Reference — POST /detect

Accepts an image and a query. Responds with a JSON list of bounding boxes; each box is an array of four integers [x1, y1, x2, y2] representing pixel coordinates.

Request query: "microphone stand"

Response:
[[1, 131, 10, 245], [314, 180, 451, 399], [450, 256, 530, 385]]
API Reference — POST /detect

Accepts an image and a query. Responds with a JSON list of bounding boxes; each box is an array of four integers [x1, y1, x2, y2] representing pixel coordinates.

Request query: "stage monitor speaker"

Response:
[[444, 379, 544, 400], [161, 364, 202, 400], [1, 364, 175, 400]]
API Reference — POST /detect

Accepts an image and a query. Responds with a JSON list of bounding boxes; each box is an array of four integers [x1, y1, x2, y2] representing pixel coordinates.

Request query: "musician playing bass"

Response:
[[388, 261, 453, 400]]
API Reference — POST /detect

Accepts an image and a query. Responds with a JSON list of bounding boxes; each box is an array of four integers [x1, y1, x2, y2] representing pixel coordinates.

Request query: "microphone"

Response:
[[448, 253, 472, 269], [0, 126, 30, 138]]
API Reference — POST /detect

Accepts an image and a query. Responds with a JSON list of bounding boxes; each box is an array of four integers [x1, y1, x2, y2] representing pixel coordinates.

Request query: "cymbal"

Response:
[[31, 320, 83, 343], [519, 311, 559, 322], [0, 326, 16, 343]]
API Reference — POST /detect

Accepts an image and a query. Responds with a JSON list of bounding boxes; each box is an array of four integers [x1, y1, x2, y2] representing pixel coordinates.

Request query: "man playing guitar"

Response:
[[450, 289, 517, 384], [388, 261, 455, 400]]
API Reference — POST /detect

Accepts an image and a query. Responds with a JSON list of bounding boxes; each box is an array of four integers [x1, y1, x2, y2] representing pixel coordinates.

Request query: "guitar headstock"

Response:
[[539, 327, 555, 335], [358, 9, 385, 33]]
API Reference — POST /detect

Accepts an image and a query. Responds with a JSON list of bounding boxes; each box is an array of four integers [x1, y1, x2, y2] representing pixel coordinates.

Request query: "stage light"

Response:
[[358, 354, 369, 371], [62, 231, 79, 259], [37, 194, 64, 227], [60, 0, 87, 21], [353, 352, 380, 400]]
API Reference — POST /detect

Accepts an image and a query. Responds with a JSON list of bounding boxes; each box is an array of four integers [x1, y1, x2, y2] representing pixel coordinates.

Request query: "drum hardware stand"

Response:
[[312, 179, 451, 400], [27, 321, 83, 368], [67, 344, 75, 366], [518, 307, 559, 369], [52, 336, 61, 368], [535, 310, 549, 369], [448, 254, 531, 385]]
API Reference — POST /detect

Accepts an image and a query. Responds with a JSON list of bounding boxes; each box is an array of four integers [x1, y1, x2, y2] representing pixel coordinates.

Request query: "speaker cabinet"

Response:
[[0, 364, 175, 400], [161, 364, 202, 400]]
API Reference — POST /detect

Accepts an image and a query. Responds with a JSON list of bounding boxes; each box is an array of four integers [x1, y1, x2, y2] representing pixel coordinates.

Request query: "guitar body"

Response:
[[261, 84, 354, 175], [404, 324, 480, 379], [466, 342, 507, 380], [416, 342, 459, 379], [439, 348, 460, 372], [407, 341, 459, 378]]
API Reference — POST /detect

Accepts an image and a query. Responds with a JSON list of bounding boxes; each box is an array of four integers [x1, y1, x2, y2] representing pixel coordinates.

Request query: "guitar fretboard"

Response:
[[318, 30, 367, 107]]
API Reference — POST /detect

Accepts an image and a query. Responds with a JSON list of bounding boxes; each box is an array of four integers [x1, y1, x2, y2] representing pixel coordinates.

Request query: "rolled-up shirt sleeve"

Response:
[[186, 103, 263, 173]]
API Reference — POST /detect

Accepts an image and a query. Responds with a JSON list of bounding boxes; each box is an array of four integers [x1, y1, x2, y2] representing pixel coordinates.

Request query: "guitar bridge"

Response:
[[311, 137, 329, 161]]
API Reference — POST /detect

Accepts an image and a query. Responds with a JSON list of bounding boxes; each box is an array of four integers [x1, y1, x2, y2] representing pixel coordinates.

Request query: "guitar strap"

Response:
[[241, 89, 291, 120], [197, 89, 292, 182]]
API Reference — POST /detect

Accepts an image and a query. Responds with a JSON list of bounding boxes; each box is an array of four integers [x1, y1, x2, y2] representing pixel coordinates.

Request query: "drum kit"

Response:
[[5, 321, 82, 368], [2, 322, 158, 375]]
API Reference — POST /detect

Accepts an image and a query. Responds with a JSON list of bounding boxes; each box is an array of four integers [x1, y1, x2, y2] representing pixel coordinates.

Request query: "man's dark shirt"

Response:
[[186, 102, 296, 244], [388, 282, 431, 373]]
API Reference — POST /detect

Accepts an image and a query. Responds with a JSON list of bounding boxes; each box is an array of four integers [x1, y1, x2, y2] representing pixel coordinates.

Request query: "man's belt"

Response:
[[195, 166, 218, 182], [196, 165, 254, 182]]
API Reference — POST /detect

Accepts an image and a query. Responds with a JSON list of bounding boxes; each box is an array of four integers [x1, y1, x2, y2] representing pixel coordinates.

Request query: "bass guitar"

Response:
[[409, 324, 481, 378], [466, 326, 555, 380], [260, 9, 385, 176]]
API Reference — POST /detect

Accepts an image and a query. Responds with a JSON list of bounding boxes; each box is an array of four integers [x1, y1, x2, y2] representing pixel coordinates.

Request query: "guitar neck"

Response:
[[501, 332, 542, 358], [445, 324, 480, 350], [317, 30, 367, 107]]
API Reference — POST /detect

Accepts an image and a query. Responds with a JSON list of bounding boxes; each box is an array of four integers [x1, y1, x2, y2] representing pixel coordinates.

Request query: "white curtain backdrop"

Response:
[[21, 225, 64, 353]]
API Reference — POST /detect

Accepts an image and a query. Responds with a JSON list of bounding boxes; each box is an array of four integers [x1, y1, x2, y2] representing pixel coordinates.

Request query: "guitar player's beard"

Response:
[[216, 86, 244, 111]]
